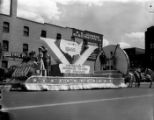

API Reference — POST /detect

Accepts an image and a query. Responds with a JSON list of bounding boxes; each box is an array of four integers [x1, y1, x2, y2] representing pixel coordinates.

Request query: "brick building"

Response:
[[124, 47, 145, 69], [0, 0, 103, 73]]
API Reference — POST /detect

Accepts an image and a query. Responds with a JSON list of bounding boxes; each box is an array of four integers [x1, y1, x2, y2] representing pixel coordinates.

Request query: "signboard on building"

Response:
[[72, 29, 103, 43], [72, 28, 103, 61], [3, 52, 25, 60]]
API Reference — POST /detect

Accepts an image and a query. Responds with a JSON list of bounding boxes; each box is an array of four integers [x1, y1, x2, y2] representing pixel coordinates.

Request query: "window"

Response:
[[23, 26, 29, 36], [23, 43, 28, 54], [71, 36, 75, 41], [150, 43, 154, 49], [3, 22, 10, 33], [150, 54, 154, 61], [56, 33, 62, 40], [41, 30, 47, 37], [2, 40, 9, 51], [2, 60, 8, 69]]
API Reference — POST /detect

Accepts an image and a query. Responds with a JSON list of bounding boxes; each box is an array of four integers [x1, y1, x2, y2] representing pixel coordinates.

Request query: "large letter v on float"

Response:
[[41, 37, 98, 65]]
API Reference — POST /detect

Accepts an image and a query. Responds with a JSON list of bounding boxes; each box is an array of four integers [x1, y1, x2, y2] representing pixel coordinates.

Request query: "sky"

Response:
[[0, 0, 154, 49]]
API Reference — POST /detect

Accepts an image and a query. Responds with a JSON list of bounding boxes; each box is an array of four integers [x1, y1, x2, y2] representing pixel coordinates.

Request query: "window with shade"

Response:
[[23, 43, 28, 54], [3, 22, 10, 33], [41, 30, 47, 37], [2, 40, 9, 51], [56, 33, 62, 40], [23, 26, 29, 36]]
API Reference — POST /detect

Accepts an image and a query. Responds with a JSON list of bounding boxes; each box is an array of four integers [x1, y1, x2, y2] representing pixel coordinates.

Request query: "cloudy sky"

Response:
[[0, 0, 154, 48]]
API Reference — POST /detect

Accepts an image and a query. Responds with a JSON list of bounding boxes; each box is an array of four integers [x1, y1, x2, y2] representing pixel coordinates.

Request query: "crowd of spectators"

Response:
[[0, 46, 51, 82], [22, 46, 51, 76]]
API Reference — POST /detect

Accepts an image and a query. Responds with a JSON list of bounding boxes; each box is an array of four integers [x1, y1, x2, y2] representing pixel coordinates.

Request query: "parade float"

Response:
[[6, 37, 129, 91], [0, 37, 130, 119]]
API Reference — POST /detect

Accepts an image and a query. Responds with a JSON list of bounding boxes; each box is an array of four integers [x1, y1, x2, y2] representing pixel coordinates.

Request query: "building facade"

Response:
[[0, 0, 103, 73], [124, 47, 145, 69], [145, 26, 154, 70]]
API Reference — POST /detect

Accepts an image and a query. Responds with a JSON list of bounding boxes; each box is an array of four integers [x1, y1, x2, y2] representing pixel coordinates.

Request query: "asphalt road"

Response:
[[1, 84, 154, 120]]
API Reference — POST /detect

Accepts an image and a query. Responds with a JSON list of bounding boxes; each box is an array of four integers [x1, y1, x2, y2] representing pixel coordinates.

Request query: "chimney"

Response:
[[10, 0, 17, 17]]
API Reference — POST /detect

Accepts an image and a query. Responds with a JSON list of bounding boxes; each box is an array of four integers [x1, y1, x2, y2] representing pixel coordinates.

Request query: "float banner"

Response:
[[60, 39, 83, 57], [59, 64, 90, 74]]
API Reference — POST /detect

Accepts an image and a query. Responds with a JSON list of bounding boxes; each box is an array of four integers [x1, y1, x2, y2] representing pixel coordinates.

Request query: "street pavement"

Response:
[[1, 84, 154, 120]]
